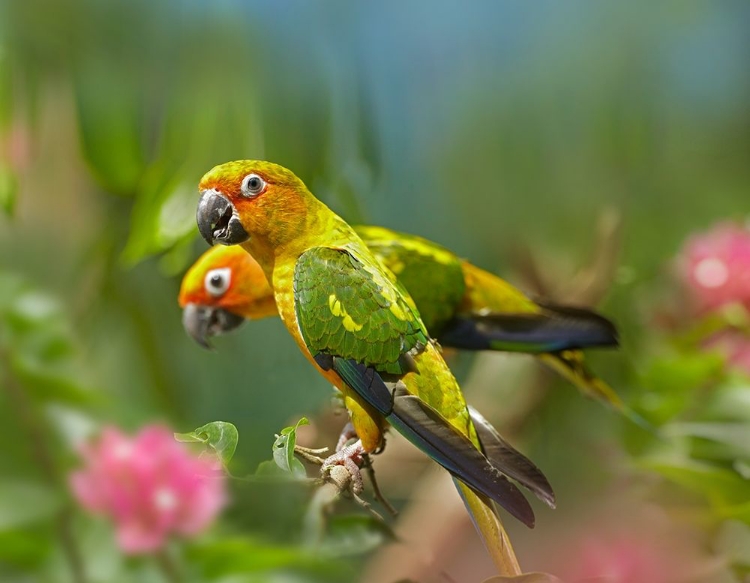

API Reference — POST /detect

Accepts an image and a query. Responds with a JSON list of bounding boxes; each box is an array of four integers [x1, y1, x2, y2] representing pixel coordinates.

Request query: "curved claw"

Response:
[[321, 440, 366, 495]]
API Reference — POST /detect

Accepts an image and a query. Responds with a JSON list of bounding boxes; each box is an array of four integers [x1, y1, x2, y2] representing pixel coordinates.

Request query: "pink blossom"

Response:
[[564, 536, 667, 583], [676, 222, 750, 314], [70, 425, 227, 554]]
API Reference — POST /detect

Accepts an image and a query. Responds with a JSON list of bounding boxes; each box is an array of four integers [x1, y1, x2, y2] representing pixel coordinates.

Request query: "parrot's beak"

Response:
[[182, 303, 246, 349], [196, 189, 249, 246]]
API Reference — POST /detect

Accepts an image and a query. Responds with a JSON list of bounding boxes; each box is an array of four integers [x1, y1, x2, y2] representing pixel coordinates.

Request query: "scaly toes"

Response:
[[321, 439, 366, 494]]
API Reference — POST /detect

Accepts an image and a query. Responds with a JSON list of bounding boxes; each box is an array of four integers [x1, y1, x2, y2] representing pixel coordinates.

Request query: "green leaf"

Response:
[[272, 418, 308, 477], [188, 537, 344, 578], [253, 460, 286, 478], [73, 58, 146, 196], [0, 481, 62, 530], [175, 421, 238, 467], [638, 456, 749, 507], [666, 421, 750, 460], [0, 162, 16, 217], [638, 352, 725, 424], [121, 171, 197, 265], [318, 515, 396, 558], [0, 528, 53, 570]]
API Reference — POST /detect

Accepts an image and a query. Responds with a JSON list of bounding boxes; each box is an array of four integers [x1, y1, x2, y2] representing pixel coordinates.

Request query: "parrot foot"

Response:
[[321, 439, 366, 495], [335, 422, 358, 452]]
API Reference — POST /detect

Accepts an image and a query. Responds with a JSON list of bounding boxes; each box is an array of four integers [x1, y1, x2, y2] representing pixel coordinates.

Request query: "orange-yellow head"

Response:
[[195, 160, 324, 257], [179, 245, 277, 347]]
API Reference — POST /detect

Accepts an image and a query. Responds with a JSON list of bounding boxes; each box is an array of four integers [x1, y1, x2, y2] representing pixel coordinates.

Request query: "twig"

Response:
[[362, 454, 398, 517], [294, 444, 329, 465]]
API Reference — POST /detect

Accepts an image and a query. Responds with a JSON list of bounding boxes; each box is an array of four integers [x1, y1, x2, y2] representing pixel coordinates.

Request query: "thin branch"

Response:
[[362, 454, 398, 517]]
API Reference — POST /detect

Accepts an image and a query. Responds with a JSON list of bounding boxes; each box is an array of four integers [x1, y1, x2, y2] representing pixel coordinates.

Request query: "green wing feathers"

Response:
[[294, 246, 429, 375], [355, 225, 467, 335]]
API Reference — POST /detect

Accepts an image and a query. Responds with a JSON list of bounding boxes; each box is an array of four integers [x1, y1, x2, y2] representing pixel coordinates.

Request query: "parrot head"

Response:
[[196, 160, 315, 249], [178, 245, 277, 348]]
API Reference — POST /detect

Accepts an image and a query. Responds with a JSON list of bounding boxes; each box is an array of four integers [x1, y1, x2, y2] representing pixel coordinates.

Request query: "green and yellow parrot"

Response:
[[194, 160, 549, 572], [180, 226, 627, 415]]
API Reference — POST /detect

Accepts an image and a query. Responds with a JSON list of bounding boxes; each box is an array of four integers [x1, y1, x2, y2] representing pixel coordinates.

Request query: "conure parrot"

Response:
[[194, 160, 549, 571], [180, 227, 630, 417], [178, 245, 555, 508]]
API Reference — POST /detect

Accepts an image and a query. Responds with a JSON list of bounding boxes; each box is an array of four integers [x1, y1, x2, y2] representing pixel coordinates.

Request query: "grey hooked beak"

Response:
[[182, 303, 246, 349], [196, 189, 250, 246]]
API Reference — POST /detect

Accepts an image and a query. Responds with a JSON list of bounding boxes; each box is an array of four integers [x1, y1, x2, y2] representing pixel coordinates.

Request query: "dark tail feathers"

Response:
[[438, 303, 618, 354]]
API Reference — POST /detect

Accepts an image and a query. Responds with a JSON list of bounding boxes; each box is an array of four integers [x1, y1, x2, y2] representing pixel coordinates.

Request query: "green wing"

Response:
[[355, 226, 466, 335], [294, 246, 429, 376]]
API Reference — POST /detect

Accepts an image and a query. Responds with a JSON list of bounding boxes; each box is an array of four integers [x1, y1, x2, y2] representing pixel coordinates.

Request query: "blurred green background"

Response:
[[1, 1, 749, 582]]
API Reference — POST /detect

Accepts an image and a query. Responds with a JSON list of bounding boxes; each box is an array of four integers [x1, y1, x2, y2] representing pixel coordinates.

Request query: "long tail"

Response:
[[538, 351, 653, 431], [437, 309, 652, 430], [328, 355, 546, 526], [438, 304, 618, 354], [469, 405, 555, 508], [455, 480, 522, 576]]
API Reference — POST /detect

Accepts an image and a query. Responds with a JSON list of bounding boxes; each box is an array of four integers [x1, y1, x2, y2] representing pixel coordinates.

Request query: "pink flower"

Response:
[[565, 536, 667, 583], [676, 222, 750, 314], [70, 425, 227, 554]]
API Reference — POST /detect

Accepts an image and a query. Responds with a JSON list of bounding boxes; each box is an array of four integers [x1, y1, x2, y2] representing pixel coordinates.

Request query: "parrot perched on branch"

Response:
[[180, 226, 631, 418], [194, 160, 551, 573]]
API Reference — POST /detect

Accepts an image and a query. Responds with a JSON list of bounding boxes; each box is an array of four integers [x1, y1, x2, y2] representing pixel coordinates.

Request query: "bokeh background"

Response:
[[1, 1, 750, 582]]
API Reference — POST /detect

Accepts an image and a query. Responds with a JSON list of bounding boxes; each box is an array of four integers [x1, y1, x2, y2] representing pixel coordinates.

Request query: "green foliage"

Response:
[[0, 162, 16, 217], [0, 273, 97, 408], [175, 421, 239, 467], [72, 59, 147, 197], [0, 481, 62, 530], [635, 351, 725, 424], [0, 482, 60, 569], [316, 515, 396, 558], [188, 537, 349, 580], [271, 418, 308, 478]]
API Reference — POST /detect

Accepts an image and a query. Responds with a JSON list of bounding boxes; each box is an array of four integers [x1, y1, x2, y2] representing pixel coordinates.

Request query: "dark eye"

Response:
[[204, 268, 231, 297], [241, 173, 266, 197]]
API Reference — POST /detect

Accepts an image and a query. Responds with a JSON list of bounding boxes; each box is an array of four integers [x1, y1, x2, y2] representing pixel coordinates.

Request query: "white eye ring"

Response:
[[241, 173, 266, 197], [204, 268, 231, 297]]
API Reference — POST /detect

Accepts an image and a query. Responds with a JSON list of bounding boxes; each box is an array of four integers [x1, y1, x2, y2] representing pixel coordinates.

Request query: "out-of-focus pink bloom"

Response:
[[540, 502, 722, 583], [70, 425, 227, 554], [704, 330, 750, 377], [676, 222, 750, 314], [564, 536, 666, 583]]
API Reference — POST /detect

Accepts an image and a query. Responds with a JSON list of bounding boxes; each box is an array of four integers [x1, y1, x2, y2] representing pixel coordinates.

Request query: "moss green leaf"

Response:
[[0, 481, 62, 530], [0, 163, 16, 218], [175, 421, 238, 467], [272, 418, 308, 477], [318, 515, 397, 558]]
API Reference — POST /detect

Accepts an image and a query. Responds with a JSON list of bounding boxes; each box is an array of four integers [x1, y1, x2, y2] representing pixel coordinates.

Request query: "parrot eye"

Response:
[[204, 268, 231, 297], [241, 173, 266, 197]]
